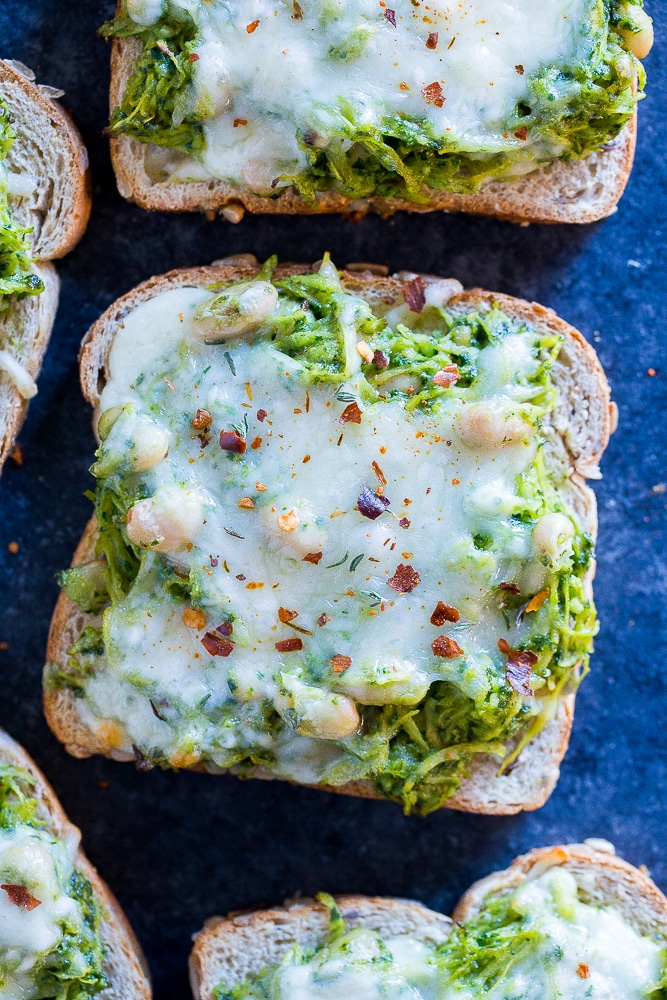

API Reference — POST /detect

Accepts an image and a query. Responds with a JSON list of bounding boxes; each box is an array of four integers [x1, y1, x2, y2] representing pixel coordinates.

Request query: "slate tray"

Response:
[[0, 4, 665, 997]]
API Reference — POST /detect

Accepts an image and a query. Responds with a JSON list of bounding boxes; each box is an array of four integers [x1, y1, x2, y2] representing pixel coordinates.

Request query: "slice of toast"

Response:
[[109, 33, 637, 224], [45, 256, 614, 815], [0, 59, 91, 471], [189, 843, 667, 1000], [0, 728, 151, 999]]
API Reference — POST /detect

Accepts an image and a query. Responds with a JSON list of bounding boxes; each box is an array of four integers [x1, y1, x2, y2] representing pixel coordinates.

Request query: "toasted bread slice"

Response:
[[0, 59, 91, 471], [109, 34, 637, 225], [45, 256, 613, 815], [189, 843, 667, 1000], [0, 728, 151, 999]]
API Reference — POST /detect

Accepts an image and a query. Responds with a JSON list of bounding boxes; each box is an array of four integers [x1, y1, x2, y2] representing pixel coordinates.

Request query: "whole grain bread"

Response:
[[109, 34, 637, 225], [0, 59, 91, 471], [0, 728, 151, 999], [189, 842, 667, 1000], [44, 256, 614, 815]]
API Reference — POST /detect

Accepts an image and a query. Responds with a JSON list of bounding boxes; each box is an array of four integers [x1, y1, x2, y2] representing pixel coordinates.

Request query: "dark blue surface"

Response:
[[0, 4, 665, 997]]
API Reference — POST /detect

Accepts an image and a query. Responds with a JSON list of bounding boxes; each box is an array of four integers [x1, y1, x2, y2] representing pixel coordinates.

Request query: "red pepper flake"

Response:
[[233, 118, 249, 128], [1, 884, 41, 911], [387, 563, 421, 594], [201, 632, 235, 657], [422, 81, 445, 108], [216, 621, 233, 636], [515, 64, 524, 75], [384, 8, 396, 26], [371, 460, 387, 486], [9, 443, 23, 466], [331, 654, 352, 672], [182, 608, 206, 630], [302, 552, 323, 564], [340, 402, 363, 424], [357, 484, 391, 520], [431, 635, 464, 658], [246, 19, 260, 32], [292, 0, 304, 19], [525, 590, 550, 613], [236, 573, 246, 581], [317, 613, 328, 627], [576, 964, 590, 980], [426, 31, 438, 48], [430, 602, 460, 625], [398, 517, 411, 529], [189, 52, 200, 63], [257, 408, 268, 422], [498, 639, 538, 697], [210, 555, 219, 567], [275, 637, 303, 653], [402, 275, 426, 313], [192, 408, 211, 430], [648, 368, 656, 377], [433, 364, 460, 388], [499, 582, 521, 594], [219, 429, 246, 453], [372, 349, 390, 369], [278, 607, 299, 624], [250, 436, 262, 450], [514, 126, 528, 141], [238, 497, 255, 509]]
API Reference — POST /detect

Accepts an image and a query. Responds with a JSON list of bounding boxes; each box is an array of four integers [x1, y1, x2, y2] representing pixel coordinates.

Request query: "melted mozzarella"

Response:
[[0, 825, 82, 998], [132, 0, 593, 186], [83, 282, 557, 775]]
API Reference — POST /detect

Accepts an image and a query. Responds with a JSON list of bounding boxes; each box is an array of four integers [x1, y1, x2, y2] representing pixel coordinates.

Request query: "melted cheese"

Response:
[[0, 824, 82, 998], [232, 871, 666, 1000], [129, 0, 594, 188], [80, 279, 570, 778]]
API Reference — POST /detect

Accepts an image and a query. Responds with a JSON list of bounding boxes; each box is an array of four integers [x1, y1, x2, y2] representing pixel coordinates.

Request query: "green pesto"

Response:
[[0, 765, 107, 1000], [101, 0, 648, 203], [51, 258, 597, 816], [0, 98, 43, 305]]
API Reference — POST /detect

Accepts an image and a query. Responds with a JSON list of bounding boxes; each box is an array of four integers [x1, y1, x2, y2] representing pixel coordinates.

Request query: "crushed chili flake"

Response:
[[357, 484, 391, 520], [431, 635, 464, 658], [525, 590, 550, 613], [256, 408, 268, 422], [292, 0, 303, 17], [278, 607, 299, 623], [236, 573, 246, 580], [433, 365, 460, 388], [402, 275, 426, 313], [233, 118, 248, 128], [384, 8, 396, 26], [219, 429, 246, 453], [331, 654, 352, 672], [278, 509, 299, 532], [430, 601, 460, 625], [340, 402, 363, 424], [317, 613, 328, 626], [216, 621, 233, 636], [576, 964, 590, 980], [399, 517, 411, 529], [514, 126, 528, 141], [192, 408, 211, 430], [202, 632, 235, 657], [499, 582, 521, 594], [515, 64, 524, 75], [210, 555, 219, 567], [1, 884, 41, 910], [256, 482, 267, 491], [303, 552, 323, 564], [250, 436, 262, 450], [387, 563, 421, 594], [499, 640, 538, 696], [238, 497, 255, 509], [275, 637, 303, 653], [426, 31, 438, 48], [246, 19, 260, 32], [182, 608, 206, 630], [422, 81, 445, 108], [371, 460, 387, 486], [189, 52, 200, 62], [9, 443, 23, 465], [372, 349, 390, 369], [356, 340, 374, 363]]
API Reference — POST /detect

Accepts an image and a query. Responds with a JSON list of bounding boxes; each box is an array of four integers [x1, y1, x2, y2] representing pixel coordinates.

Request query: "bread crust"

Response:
[[45, 257, 613, 814], [0, 59, 92, 472], [109, 35, 637, 225], [189, 845, 667, 1000], [0, 729, 151, 1000]]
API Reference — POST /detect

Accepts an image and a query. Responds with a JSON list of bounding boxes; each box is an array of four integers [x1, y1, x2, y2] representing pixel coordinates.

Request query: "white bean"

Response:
[[533, 513, 575, 564], [194, 281, 278, 341], [126, 485, 206, 552], [617, 7, 654, 59], [457, 402, 533, 449], [334, 661, 429, 706], [275, 677, 360, 740]]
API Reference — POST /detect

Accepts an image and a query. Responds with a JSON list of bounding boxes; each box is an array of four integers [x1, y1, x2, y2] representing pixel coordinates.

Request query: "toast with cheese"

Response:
[[102, 1, 652, 223], [0, 728, 150, 999], [0, 58, 90, 471], [190, 842, 667, 1000], [45, 254, 613, 815]]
